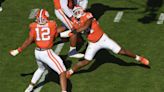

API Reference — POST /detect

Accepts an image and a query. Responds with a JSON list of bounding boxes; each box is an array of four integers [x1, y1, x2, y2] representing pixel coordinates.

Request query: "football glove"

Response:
[[9, 47, 22, 56]]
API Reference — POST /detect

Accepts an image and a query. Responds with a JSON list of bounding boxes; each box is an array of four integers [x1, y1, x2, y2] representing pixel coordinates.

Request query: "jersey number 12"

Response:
[[35, 27, 50, 41]]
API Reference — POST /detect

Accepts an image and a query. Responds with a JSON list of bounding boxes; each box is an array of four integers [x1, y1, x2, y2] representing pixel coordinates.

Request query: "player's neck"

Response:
[[37, 23, 48, 27]]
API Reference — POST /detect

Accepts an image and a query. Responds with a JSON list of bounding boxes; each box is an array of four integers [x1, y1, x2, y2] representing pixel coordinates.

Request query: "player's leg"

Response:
[[60, 72, 67, 92], [69, 32, 84, 58], [45, 49, 67, 92], [69, 32, 77, 52], [118, 49, 149, 65], [66, 42, 100, 78], [102, 34, 149, 65], [55, 9, 73, 30], [55, 9, 83, 58], [24, 60, 46, 92], [66, 59, 90, 78], [59, 29, 84, 58]]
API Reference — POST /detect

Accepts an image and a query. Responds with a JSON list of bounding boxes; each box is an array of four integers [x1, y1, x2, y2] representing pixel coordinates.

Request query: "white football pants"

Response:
[[55, 9, 73, 30], [31, 49, 66, 84], [84, 33, 121, 61]]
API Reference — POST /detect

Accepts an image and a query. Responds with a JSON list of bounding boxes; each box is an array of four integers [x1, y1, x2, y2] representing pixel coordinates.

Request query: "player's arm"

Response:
[[19, 35, 34, 51], [9, 34, 34, 56], [57, 26, 67, 33], [57, 26, 74, 38], [76, 18, 93, 33]]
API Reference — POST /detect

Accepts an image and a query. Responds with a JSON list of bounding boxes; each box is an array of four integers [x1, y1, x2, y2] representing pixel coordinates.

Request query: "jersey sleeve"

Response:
[[50, 21, 58, 37], [51, 21, 57, 32]]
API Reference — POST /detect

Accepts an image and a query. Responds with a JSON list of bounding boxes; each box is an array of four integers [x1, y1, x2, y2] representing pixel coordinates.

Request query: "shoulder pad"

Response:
[[49, 20, 57, 27], [29, 22, 37, 28]]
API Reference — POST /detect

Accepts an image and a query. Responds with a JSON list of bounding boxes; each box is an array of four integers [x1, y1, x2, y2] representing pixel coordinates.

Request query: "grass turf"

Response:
[[0, 0, 164, 92]]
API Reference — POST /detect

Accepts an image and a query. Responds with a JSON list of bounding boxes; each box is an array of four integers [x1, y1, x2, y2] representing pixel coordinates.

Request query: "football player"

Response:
[[10, 9, 67, 92], [66, 6, 150, 78], [53, 0, 84, 58]]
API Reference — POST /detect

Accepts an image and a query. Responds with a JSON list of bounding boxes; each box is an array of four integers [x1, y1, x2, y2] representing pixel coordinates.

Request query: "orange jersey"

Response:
[[79, 12, 104, 43], [54, 0, 74, 9], [29, 21, 57, 49]]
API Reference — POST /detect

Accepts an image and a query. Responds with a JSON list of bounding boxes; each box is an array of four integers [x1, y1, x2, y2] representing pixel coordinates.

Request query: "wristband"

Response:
[[18, 47, 22, 52]]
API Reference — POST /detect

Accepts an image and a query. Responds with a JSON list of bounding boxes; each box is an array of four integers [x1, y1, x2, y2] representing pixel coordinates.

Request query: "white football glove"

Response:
[[60, 30, 72, 38], [10, 49, 20, 56]]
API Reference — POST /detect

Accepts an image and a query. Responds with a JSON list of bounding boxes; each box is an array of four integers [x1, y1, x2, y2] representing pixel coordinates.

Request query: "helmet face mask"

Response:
[[73, 6, 84, 19], [36, 9, 49, 25]]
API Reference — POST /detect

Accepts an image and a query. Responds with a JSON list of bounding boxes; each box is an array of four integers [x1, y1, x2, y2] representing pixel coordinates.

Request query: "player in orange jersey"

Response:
[[53, 0, 84, 58], [66, 6, 150, 78], [9, 9, 67, 92]]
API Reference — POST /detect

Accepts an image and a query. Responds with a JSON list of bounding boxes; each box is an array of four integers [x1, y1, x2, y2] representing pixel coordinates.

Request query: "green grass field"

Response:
[[0, 0, 164, 92]]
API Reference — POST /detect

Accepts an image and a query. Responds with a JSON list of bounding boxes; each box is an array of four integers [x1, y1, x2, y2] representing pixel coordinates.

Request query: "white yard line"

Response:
[[114, 11, 124, 23], [54, 43, 65, 55], [157, 13, 164, 24], [33, 43, 65, 92]]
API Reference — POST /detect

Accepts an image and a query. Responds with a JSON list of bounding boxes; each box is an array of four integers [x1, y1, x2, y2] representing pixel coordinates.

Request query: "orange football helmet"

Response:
[[36, 9, 49, 24]]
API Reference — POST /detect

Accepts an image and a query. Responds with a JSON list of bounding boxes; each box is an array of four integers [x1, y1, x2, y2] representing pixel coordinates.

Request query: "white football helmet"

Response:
[[73, 6, 84, 19], [35, 9, 49, 24]]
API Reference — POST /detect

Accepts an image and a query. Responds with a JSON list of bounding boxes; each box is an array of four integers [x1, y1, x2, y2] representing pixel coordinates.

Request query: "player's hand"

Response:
[[71, 16, 82, 30], [71, 16, 78, 25], [9, 48, 22, 56], [71, 17, 80, 29], [73, 22, 81, 29]]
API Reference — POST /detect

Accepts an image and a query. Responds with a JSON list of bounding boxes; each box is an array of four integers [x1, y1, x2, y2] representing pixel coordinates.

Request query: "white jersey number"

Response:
[[35, 27, 50, 41]]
